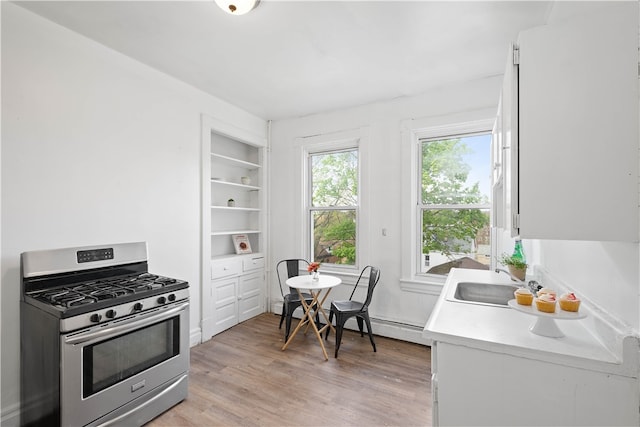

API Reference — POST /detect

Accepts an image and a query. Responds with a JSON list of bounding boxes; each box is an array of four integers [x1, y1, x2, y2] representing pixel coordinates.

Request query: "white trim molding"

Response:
[[293, 126, 371, 272], [400, 108, 496, 290]]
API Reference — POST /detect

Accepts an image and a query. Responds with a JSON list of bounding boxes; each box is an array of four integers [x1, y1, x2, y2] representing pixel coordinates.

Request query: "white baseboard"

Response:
[[192, 305, 432, 348], [1, 402, 20, 427], [190, 327, 202, 347]]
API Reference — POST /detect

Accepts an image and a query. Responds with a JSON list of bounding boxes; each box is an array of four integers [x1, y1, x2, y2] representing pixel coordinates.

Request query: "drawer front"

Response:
[[211, 258, 242, 279], [243, 256, 265, 272]]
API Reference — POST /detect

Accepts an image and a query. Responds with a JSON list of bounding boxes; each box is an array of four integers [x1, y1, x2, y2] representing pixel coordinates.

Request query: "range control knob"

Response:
[[105, 309, 117, 319], [90, 313, 102, 323], [133, 302, 143, 312], [157, 296, 167, 304], [168, 294, 176, 302]]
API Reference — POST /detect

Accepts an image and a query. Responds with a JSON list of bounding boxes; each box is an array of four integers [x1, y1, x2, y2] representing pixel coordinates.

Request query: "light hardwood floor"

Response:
[[146, 313, 432, 426]]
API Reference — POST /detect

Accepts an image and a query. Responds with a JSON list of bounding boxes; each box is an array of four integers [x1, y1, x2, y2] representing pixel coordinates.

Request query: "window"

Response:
[[419, 133, 491, 275], [308, 148, 358, 266]]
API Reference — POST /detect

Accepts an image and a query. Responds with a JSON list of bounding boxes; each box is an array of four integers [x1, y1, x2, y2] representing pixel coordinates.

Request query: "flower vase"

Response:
[[312, 271, 319, 281]]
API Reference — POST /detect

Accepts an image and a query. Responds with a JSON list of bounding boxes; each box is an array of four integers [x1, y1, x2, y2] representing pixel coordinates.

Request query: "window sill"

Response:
[[316, 269, 360, 286], [399, 276, 444, 296]]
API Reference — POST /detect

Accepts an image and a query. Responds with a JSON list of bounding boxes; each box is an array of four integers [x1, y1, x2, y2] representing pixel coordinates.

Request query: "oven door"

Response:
[[60, 301, 189, 427]]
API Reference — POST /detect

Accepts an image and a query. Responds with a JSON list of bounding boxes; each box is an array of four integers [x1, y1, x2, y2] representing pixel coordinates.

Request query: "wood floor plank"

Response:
[[146, 313, 432, 426]]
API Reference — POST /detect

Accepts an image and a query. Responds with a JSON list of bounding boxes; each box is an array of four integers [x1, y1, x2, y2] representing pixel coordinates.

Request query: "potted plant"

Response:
[[498, 253, 527, 281]]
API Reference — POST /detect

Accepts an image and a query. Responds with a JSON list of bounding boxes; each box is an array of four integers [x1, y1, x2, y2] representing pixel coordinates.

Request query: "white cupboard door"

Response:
[[212, 276, 239, 335], [517, 3, 638, 241], [436, 342, 639, 426], [238, 271, 263, 323], [501, 43, 518, 236]]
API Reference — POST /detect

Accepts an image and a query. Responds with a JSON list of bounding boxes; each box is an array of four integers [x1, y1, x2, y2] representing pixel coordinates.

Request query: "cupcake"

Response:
[[514, 287, 533, 306], [559, 292, 581, 312], [537, 287, 557, 298], [535, 293, 557, 313]]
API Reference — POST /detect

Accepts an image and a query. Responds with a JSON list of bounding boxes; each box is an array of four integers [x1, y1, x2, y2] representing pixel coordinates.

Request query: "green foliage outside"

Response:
[[311, 150, 358, 265], [309, 139, 488, 267], [422, 138, 490, 260]]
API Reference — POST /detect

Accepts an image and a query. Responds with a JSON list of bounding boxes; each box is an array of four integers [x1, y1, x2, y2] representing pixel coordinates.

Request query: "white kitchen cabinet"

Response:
[[497, 3, 638, 241], [432, 341, 638, 426], [202, 253, 265, 340], [238, 270, 263, 322]]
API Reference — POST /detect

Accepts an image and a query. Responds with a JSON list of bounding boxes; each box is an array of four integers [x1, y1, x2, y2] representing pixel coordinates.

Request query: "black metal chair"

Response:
[[325, 265, 380, 358], [276, 259, 316, 342]]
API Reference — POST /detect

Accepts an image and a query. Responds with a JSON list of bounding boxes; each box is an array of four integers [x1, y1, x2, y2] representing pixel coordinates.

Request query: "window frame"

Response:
[[418, 131, 492, 274], [400, 111, 495, 292], [296, 127, 369, 275], [307, 147, 359, 269]]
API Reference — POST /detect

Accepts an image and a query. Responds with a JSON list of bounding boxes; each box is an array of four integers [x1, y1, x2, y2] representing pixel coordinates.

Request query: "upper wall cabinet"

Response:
[[498, 3, 639, 241]]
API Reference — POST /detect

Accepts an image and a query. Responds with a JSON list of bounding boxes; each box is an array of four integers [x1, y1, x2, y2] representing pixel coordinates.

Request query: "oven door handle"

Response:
[[64, 302, 189, 345]]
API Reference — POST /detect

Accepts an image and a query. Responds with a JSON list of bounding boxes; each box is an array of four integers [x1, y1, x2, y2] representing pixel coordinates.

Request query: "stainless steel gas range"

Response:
[[20, 242, 190, 427]]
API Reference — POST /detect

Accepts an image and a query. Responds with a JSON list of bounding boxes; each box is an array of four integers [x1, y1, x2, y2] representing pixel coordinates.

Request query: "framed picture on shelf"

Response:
[[232, 234, 252, 254]]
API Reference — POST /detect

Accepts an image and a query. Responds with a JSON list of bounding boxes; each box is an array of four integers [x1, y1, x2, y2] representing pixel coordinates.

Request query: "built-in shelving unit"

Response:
[[200, 115, 268, 341], [207, 133, 264, 256]]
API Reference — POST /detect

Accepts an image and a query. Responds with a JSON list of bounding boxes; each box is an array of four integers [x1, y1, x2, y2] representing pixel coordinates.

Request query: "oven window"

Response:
[[82, 316, 180, 398]]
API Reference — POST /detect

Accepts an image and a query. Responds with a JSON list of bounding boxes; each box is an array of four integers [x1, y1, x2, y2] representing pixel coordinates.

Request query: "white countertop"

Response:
[[423, 268, 638, 377]]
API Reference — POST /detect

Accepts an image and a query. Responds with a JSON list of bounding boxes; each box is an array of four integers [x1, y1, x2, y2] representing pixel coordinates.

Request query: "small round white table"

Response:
[[281, 274, 341, 360]]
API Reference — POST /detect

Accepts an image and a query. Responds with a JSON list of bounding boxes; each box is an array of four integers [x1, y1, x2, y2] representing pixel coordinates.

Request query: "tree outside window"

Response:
[[309, 149, 358, 266], [420, 134, 491, 275]]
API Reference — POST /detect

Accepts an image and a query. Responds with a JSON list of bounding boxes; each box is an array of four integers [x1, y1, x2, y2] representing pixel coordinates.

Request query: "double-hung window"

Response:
[[401, 114, 494, 289], [419, 132, 491, 275], [308, 148, 358, 267]]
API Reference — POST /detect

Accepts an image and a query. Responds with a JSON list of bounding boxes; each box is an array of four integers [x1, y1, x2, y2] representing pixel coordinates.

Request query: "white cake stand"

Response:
[[507, 299, 586, 338]]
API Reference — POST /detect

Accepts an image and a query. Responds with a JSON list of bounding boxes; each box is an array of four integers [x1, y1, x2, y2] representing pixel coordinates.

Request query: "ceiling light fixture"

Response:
[[215, 0, 259, 15]]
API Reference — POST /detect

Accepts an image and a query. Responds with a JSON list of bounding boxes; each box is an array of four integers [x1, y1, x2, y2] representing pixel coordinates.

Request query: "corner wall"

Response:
[[269, 75, 503, 338]]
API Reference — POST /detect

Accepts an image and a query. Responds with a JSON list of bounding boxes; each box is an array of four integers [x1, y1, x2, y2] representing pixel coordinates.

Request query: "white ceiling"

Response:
[[14, 1, 554, 120]]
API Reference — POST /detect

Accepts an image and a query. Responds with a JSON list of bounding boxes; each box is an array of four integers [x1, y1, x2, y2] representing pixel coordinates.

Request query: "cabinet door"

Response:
[[516, 3, 638, 241], [502, 44, 518, 237], [238, 271, 264, 323], [491, 97, 504, 229], [435, 342, 639, 426], [211, 276, 239, 336], [493, 45, 518, 234]]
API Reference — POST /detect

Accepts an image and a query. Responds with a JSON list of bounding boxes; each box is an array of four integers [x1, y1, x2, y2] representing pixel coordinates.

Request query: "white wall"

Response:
[[537, 240, 639, 331], [269, 75, 502, 337], [1, 3, 266, 423]]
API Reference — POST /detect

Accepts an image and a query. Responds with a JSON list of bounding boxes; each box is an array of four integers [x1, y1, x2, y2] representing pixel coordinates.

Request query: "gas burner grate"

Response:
[[89, 289, 130, 300], [66, 296, 98, 307], [26, 271, 186, 311]]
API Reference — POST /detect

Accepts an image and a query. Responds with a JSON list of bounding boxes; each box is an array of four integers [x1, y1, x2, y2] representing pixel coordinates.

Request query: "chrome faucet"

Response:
[[494, 268, 523, 284], [495, 268, 541, 294]]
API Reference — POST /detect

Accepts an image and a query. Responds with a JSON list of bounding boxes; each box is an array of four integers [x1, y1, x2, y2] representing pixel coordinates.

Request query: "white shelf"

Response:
[[211, 206, 260, 212], [206, 130, 264, 257], [210, 179, 260, 191], [211, 230, 262, 236], [211, 153, 261, 170]]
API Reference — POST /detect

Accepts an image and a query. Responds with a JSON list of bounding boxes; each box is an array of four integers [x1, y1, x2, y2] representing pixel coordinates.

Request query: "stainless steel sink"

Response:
[[450, 281, 518, 307]]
